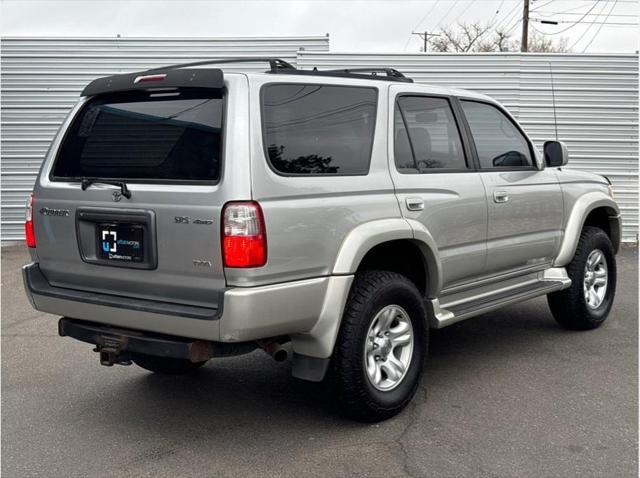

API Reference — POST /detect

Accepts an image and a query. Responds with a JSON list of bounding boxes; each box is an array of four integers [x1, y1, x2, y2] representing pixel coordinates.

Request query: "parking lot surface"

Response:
[[2, 245, 637, 477]]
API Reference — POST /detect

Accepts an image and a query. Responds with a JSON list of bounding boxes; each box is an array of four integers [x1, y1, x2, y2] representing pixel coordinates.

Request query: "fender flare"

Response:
[[554, 192, 620, 267], [291, 218, 443, 374], [331, 218, 442, 297]]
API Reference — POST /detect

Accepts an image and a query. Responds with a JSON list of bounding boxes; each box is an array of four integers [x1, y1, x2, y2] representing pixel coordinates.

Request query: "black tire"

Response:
[[547, 226, 616, 330], [330, 270, 428, 422], [132, 353, 207, 375]]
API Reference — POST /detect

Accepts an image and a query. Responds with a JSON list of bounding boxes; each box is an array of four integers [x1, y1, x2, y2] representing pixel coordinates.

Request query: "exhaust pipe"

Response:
[[257, 340, 289, 362]]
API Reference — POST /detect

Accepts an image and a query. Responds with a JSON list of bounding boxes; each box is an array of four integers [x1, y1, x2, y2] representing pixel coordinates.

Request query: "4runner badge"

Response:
[[39, 207, 69, 217]]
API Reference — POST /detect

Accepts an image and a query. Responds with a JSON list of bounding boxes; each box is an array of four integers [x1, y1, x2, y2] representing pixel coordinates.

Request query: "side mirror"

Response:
[[544, 140, 569, 167]]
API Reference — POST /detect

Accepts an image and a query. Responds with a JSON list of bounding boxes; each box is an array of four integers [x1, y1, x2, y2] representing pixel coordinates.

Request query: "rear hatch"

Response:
[[32, 71, 248, 310]]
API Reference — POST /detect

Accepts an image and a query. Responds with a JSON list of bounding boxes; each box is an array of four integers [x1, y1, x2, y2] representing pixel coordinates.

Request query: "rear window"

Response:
[[262, 84, 377, 175], [52, 90, 223, 182]]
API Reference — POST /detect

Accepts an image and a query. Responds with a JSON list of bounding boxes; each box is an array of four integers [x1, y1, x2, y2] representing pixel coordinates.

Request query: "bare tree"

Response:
[[427, 22, 493, 52], [425, 22, 570, 53], [492, 29, 519, 52], [526, 30, 570, 53]]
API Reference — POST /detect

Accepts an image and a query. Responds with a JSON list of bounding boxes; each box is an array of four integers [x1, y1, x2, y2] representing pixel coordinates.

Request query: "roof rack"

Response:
[[143, 57, 296, 74], [274, 66, 413, 83], [326, 68, 412, 82], [143, 57, 413, 83]]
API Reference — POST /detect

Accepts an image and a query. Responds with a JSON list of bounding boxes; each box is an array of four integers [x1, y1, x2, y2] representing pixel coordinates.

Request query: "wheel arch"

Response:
[[554, 192, 621, 267], [332, 218, 442, 297], [291, 219, 442, 380]]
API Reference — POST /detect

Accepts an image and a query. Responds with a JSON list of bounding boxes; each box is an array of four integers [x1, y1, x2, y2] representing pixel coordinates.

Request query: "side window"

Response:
[[461, 101, 532, 169], [262, 84, 377, 175], [394, 96, 467, 172]]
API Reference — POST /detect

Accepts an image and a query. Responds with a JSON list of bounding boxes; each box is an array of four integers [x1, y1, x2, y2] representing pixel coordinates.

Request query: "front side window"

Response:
[[394, 96, 467, 172], [262, 84, 377, 175], [461, 100, 532, 169], [53, 90, 224, 181]]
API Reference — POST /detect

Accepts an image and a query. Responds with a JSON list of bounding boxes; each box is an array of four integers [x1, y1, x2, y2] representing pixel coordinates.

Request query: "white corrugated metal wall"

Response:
[[1, 41, 637, 241], [297, 52, 639, 242], [0, 36, 330, 240]]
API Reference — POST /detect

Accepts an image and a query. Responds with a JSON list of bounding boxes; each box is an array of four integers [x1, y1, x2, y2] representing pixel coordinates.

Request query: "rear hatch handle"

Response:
[[81, 178, 131, 199]]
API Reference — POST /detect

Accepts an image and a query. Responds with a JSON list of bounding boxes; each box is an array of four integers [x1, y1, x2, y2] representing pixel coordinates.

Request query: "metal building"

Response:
[[1, 39, 638, 242]]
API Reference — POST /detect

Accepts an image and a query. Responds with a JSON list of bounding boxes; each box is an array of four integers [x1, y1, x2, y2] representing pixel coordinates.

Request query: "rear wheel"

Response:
[[547, 226, 616, 330], [132, 353, 207, 375], [331, 270, 428, 422]]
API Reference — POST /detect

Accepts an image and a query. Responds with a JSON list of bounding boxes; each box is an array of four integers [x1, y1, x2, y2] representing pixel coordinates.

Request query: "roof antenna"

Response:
[[548, 61, 559, 141]]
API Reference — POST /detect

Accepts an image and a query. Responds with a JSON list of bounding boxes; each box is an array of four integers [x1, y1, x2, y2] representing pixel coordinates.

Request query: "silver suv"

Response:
[[23, 58, 621, 421]]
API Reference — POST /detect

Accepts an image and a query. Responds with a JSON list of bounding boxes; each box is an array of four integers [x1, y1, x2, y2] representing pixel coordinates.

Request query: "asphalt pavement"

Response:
[[2, 245, 637, 477]]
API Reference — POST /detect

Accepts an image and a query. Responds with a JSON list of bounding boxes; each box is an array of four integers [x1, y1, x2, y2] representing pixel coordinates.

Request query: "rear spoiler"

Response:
[[81, 68, 224, 97]]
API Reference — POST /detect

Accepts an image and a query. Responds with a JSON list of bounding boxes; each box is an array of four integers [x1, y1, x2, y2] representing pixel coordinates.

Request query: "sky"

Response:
[[1, 0, 638, 54]]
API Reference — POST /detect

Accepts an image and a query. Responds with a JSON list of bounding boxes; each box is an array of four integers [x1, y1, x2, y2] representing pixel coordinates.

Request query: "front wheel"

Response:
[[330, 271, 428, 422], [547, 226, 617, 330], [132, 353, 208, 375]]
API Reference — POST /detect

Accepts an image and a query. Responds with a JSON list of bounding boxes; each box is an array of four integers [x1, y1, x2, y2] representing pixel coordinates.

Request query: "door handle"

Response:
[[406, 197, 424, 211], [493, 191, 509, 203]]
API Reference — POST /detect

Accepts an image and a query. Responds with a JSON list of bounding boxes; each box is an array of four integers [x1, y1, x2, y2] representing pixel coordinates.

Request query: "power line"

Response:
[[494, 0, 522, 30], [434, 0, 462, 28], [582, 0, 621, 50], [535, 3, 597, 14], [534, 10, 638, 17], [403, 0, 442, 52], [535, 20, 637, 25], [529, 0, 604, 34], [492, 0, 507, 21], [449, 0, 479, 26], [530, 0, 634, 2], [505, 18, 523, 35], [568, 0, 611, 48], [498, 2, 525, 33], [530, 0, 555, 11]]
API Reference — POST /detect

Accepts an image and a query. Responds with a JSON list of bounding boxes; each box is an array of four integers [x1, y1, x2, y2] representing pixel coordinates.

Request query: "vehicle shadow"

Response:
[[71, 298, 568, 438]]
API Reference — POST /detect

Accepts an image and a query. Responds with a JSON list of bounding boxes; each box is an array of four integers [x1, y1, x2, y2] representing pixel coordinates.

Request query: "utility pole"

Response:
[[521, 0, 530, 52], [411, 31, 441, 52]]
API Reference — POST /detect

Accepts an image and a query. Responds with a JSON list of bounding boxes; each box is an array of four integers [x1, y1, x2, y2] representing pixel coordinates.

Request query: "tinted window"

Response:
[[262, 84, 377, 175], [53, 90, 223, 181], [394, 96, 466, 172], [461, 101, 532, 169]]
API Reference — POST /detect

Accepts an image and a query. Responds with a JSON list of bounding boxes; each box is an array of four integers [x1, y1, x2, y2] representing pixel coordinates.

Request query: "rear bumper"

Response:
[[23, 262, 345, 344], [58, 318, 251, 362]]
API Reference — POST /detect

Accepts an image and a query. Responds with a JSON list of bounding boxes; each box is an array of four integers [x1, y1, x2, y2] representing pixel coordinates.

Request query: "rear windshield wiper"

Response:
[[80, 178, 131, 199]]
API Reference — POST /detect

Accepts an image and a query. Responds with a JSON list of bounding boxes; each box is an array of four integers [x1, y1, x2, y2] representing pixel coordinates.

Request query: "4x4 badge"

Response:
[[112, 191, 123, 202]]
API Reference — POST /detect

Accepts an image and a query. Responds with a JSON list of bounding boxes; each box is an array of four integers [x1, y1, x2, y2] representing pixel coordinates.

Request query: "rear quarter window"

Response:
[[261, 84, 378, 176]]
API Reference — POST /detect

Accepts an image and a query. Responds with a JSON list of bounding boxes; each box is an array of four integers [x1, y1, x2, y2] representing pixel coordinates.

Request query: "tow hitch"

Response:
[[93, 336, 132, 367], [58, 318, 258, 365]]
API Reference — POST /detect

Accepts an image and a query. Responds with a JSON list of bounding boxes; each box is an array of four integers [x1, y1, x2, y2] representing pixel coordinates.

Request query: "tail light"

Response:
[[222, 201, 267, 268], [25, 193, 36, 248]]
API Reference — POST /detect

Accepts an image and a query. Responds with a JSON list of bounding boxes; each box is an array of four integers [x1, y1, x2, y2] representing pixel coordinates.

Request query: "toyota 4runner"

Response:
[[22, 58, 621, 421]]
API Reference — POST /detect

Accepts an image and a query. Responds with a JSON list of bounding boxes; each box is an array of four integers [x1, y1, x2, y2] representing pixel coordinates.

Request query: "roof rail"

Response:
[[140, 57, 413, 83], [273, 66, 413, 83], [326, 67, 412, 82], [144, 57, 296, 74]]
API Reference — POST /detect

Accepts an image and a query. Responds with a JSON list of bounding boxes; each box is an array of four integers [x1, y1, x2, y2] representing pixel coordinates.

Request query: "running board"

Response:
[[428, 267, 571, 329]]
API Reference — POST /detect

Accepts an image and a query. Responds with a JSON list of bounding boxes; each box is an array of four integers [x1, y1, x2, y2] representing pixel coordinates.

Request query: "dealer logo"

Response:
[[101, 230, 117, 253]]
